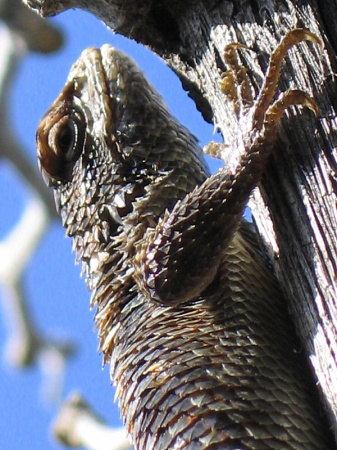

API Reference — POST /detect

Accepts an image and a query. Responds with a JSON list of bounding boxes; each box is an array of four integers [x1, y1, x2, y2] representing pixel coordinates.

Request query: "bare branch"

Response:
[[53, 393, 132, 450]]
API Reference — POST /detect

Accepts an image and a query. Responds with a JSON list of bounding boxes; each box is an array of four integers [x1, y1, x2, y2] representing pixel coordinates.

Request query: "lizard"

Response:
[[36, 29, 333, 449]]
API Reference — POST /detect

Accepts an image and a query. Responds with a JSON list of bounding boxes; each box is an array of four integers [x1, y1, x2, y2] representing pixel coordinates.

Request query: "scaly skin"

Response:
[[37, 30, 332, 448]]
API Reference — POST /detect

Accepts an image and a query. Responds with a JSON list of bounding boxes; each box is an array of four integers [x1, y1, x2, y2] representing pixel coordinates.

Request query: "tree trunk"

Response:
[[25, 0, 337, 439]]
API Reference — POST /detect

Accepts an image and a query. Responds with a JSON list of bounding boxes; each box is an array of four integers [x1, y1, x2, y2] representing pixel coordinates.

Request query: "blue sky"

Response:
[[0, 8, 221, 450]]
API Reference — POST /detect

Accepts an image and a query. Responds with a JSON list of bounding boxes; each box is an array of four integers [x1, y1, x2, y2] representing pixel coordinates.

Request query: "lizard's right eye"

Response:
[[37, 105, 86, 185], [57, 119, 76, 155], [54, 116, 84, 163]]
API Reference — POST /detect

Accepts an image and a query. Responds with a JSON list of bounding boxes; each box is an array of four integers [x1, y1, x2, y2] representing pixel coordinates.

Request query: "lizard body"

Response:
[[37, 32, 332, 448]]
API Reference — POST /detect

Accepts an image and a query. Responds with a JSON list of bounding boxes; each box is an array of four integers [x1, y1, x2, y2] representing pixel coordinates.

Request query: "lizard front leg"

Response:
[[134, 29, 320, 306]]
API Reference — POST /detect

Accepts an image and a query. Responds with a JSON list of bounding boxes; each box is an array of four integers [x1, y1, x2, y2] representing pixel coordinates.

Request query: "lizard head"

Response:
[[36, 45, 208, 290]]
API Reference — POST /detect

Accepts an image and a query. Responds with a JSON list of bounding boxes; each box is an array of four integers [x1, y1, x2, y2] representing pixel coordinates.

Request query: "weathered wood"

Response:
[[25, 0, 337, 438]]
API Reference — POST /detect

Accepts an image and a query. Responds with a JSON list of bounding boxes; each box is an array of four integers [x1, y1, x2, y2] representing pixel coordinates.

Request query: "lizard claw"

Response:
[[221, 28, 321, 129], [221, 43, 254, 115], [265, 89, 319, 126], [253, 28, 322, 129]]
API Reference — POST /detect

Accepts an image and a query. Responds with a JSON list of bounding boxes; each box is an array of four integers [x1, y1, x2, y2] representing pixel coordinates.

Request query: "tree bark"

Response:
[[25, 0, 337, 439]]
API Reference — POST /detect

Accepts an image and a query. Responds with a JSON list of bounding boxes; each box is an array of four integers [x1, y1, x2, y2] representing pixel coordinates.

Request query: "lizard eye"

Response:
[[37, 104, 86, 185], [57, 119, 77, 156], [54, 116, 83, 162]]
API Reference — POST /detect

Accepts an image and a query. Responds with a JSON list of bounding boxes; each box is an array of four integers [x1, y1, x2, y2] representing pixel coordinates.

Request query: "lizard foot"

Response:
[[222, 29, 321, 120], [252, 29, 321, 133], [228, 29, 320, 136], [206, 29, 321, 164]]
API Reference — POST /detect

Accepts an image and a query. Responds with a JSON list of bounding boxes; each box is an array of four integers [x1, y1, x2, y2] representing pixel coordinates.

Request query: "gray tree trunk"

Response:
[[25, 0, 337, 439]]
